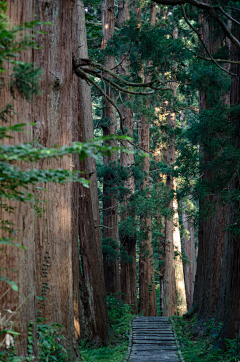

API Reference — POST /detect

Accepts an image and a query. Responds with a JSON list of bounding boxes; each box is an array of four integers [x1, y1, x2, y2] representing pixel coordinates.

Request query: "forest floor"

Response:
[[173, 315, 240, 362], [80, 295, 134, 362]]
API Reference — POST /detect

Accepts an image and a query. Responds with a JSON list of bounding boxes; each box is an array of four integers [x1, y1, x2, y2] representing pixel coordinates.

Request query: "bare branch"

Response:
[[218, 7, 240, 27], [73, 57, 163, 88], [151, 0, 240, 51], [181, 4, 237, 78], [190, 50, 240, 65], [95, 225, 113, 229], [74, 67, 125, 133]]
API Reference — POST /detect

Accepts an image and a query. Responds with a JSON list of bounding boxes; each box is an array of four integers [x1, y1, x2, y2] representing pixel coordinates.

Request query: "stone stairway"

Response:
[[128, 316, 180, 362]]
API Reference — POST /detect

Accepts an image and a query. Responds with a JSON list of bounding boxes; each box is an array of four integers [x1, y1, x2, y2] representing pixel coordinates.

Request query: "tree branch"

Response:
[[151, 0, 240, 51], [181, 4, 237, 78], [95, 225, 113, 229], [190, 50, 240, 65], [73, 57, 164, 88], [74, 67, 125, 133]]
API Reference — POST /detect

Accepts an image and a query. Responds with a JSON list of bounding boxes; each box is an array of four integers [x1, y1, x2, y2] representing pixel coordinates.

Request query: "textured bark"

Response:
[[215, 32, 240, 343], [75, 1, 109, 343], [0, 1, 37, 357], [101, 0, 120, 294], [173, 195, 187, 315], [118, 0, 137, 313], [159, 217, 165, 315], [138, 4, 157, 317], [33, 1, 81, 357], [182, 212, 196, 310], [193, 16, 226, 325], [78, 159, 109, 345], [163, 27, 178, 317]]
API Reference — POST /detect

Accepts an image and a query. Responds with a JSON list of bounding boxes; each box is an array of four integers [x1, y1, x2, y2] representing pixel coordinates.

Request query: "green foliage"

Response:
[[102, 237, 119, 263], [0, 2, 132, 292], [10, 63, 42, 101], [37, 319, 69, 362], [80, 295, 134, 362], [172, 316, 240, 362]]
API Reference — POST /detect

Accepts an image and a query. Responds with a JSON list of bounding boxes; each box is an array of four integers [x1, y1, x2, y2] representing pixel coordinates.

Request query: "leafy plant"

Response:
[[37, 319, 69, 362], [80, 294, 134, 362], [172, 315, 240, 362]]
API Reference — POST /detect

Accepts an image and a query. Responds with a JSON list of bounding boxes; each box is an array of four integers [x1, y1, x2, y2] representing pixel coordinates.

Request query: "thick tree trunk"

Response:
[[138, 4, 157, 317], [193, 17, 226, 325], [101, 0, 120, 294], [33, 1, 81, 357], [215, 32, 240, 343], [118, 0, 137, 313], [0, 1, 37, 357]]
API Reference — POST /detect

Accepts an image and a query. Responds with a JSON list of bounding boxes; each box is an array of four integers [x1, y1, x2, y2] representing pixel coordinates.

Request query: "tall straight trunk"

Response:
[[173, 193, 187, 315], [33, 1, 81, 357], [0, 2, 37, 356], [215, 31, 240, 343], [159, 216, 165, 315], [118, 0, 138, 313], [74, 1, 109, 344], [182, 211, 196, 310], [163, 27, 178, 317], [138, 3, 157, 317], [101, 0, 120, 294], [192, 16, 226, 325]]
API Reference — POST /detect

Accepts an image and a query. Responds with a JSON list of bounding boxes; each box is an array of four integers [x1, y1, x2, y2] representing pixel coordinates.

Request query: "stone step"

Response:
[[128, 316, 180, 362]]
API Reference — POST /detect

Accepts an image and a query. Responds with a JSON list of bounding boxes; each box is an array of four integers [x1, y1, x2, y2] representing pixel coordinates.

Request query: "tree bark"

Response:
[[75, 1, 109, 344], [33, 1, 82, 357], [138, 3, 157, 317], [101, 0, 120, 295], [215, 30, 240, 343], [192, 15, 226, 325], [0, 1, 37, 357], [173, 194, 187, 315], [163, 27, 178, 317], [118, 0, 138, 313], [182, 211, 196, 310]]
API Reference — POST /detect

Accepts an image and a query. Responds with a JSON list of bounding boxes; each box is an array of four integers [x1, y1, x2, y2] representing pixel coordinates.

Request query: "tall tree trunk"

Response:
[[192, 16, 226, 325], [74, 1, 109, 344], [215, 30, 240, 343], [33, 1, 81, 357], [173, 192, 187, 315], [138, 3, 157, 317], [118, 0, 138, 313], [182, 211, 196, 310], [0, 2, 37, 356], [162, 27, 178, 317], [101, 0, 120, 295]]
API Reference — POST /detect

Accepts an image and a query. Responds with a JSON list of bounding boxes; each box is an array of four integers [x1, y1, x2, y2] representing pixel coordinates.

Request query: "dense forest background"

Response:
[[0, 0, 240, 361]]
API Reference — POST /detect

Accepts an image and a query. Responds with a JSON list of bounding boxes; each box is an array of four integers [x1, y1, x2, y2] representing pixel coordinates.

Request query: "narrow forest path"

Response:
[[128, 317, 181, 362]]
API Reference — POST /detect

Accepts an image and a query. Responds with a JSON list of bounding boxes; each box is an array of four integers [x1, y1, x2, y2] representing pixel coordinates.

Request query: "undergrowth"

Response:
[[0, 295, 133, 361], [172, 315, 240, 362], [80, 294, 134, 362]]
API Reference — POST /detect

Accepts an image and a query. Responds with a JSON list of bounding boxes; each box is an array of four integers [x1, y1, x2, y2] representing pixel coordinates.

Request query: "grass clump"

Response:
[[80, 294, 134, 362], [172, 315, 240, 362]]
